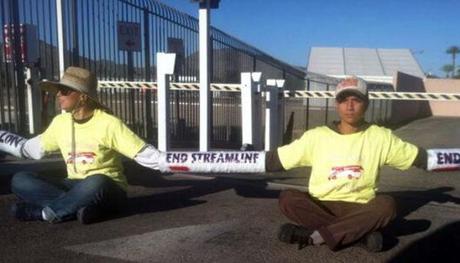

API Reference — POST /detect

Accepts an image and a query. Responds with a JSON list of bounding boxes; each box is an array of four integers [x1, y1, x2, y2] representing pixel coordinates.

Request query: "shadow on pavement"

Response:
[[114, 164, 284, 218], [380, 187, 460, 251], [388, 221, 460, 263], [1, 162, 292, 223]]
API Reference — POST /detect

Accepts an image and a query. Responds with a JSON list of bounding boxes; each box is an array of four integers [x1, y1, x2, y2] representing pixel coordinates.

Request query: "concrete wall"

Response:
[[390, 71, 432, 124], [424, 79, 460, 117]]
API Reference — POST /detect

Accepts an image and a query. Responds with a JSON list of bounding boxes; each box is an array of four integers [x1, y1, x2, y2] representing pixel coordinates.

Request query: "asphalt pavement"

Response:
[[1, 116, 460, 263]]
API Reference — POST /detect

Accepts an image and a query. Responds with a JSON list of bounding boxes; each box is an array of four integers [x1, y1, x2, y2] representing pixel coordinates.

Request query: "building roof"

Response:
[[307, 47, 425, 83]]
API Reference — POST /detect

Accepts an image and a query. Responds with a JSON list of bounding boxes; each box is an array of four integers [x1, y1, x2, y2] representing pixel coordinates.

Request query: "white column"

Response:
[[241, 72, 262, 149], [25, 67, 40, 134], [265, 79, 285, 151], [199, 2, 211, 151], [56, 0, 65, 77], [156, 52, 176, 152]]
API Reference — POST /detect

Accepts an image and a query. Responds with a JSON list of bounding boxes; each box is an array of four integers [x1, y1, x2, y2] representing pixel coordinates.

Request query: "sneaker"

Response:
[[77, 206, 106, 224], [10, 202, 43, 221], [357, 231, 383, 252], [278, 223, 313, 249]]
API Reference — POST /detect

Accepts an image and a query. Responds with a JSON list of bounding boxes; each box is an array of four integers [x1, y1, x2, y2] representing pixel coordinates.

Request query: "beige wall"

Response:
[[424, 79, 460, 117]]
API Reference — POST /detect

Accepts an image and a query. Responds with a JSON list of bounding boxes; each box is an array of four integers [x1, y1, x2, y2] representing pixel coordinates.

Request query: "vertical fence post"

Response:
[[157, 52, 176, 151], [11, 0, 26, 133], [143, 8, 153, 140], [265, 79, 285, 151], [199, 1, 211, 151], [241, 72, 262, 149], [127, 51, 136, 131], [70, 0, 79, 66]]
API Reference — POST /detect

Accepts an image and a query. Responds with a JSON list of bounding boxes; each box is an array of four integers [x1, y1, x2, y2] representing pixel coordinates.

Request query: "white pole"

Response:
[[56, 0, 65, 78], [265, 79, 285, 151], [241, 73, 253, 147], [241, 72, 262, 149], [252, 72, 262, 149], [199, 1, 211, 151], [157, 52, 176, 152], [25, 68, 35, 134]]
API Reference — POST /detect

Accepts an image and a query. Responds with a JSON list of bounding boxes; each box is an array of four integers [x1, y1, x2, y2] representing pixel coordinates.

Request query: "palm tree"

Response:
[[441, 64, 454, 78], [446, 46, 460, 77]]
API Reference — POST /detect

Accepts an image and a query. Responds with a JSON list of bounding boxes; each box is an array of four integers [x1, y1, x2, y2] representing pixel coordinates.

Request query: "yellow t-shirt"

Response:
[[40, 109, 146, 190], [277, 125, 418, 203]]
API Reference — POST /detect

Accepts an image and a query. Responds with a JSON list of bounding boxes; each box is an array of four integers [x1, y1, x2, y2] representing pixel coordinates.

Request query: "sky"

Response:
[[160, 0, 460, 77]]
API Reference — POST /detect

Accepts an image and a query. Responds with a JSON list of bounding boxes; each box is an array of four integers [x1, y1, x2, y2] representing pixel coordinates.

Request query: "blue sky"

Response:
[[160, 0, 460, 76]]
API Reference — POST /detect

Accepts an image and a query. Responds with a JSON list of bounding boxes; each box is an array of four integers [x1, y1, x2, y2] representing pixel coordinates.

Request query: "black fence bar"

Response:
[[0, 0, 314, 148]]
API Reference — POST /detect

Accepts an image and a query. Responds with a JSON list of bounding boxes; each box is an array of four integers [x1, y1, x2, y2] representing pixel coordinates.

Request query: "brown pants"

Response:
[[279, 189, 396, 250]]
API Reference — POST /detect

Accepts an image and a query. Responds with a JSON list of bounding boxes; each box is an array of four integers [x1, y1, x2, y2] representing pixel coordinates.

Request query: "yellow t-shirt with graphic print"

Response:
[[277, 125, 418, 203], [40, 109, 146, 190]]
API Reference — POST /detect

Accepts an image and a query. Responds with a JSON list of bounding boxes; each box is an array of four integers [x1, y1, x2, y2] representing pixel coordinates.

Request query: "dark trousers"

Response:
[[279, 189, 396, 250], [11, 171, 127, 222]]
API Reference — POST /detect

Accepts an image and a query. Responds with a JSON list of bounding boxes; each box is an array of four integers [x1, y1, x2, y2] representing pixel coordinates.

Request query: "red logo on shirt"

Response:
[[66, 152, 96, 165], [329, 165, 363, 180]]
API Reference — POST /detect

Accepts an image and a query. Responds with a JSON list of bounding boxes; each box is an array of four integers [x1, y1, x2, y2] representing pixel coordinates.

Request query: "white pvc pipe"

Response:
[[56, 0, 65, 78], [157, 52, 176, 152], [199, 3, 211, 151]]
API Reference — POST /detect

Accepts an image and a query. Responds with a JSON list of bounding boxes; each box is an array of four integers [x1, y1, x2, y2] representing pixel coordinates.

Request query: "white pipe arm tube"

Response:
[[134, 146, 266, 173], [0, 130, 27, 158], [0, 130, 45, 159], [427, 148, 460, 171], [158, 151, 266, 173]]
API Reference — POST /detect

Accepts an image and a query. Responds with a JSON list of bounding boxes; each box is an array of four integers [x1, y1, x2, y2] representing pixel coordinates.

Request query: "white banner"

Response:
[[158, 151, 265, 173], [427, 148, 460, 171]]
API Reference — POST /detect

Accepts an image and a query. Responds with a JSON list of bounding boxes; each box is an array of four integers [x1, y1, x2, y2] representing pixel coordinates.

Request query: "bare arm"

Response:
[[265, 150, 286, 172]]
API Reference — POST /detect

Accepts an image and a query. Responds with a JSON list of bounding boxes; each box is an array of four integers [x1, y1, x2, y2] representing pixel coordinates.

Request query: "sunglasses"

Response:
[[57, 86, 75, 96]]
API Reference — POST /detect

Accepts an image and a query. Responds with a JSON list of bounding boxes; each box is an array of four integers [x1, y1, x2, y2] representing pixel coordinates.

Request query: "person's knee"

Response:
[[279, 190, 303, 211], [81, 174, 118, 196], [374, 195, 397, 218], [84, 174, 112, 186], [11, 171, 35, 193], [279, 190, 295, 204]]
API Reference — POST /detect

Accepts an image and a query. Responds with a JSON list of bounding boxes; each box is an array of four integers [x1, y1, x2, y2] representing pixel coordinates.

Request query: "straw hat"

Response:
[[39, 66, 108, 111]]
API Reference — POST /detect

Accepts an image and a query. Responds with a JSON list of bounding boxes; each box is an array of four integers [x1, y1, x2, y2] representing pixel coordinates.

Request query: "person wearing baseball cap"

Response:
[[266, 76, 430, 252], [0, 66, 163, 224], [335, 76, 368, 102]]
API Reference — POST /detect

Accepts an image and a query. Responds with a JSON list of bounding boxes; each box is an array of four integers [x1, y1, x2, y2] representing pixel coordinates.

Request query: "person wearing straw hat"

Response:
[[0, 66, 162, 224]]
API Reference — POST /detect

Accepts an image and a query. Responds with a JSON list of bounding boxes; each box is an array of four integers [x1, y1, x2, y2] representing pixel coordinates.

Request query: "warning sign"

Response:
[[117, 21, 141, 52]]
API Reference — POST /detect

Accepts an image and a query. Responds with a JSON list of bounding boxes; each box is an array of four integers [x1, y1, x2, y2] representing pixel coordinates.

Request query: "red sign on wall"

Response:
[[3, 24, 38, 64], [3, 24, 13, 62]]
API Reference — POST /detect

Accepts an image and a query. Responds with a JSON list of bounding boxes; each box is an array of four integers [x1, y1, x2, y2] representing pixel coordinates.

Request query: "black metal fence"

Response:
[[0, 0, 401, 149], [98, 86, 241, 149], [0, 0, 307, 148], [283, 78, 395, 141]]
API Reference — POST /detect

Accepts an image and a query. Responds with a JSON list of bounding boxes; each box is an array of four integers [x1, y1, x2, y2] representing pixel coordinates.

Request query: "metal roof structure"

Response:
[[307, 47, 425, 83]]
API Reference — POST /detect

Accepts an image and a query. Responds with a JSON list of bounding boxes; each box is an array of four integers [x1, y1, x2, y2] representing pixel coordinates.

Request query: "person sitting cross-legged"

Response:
[[0, 66, 162, 224], [267, 76, 430, 252]]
